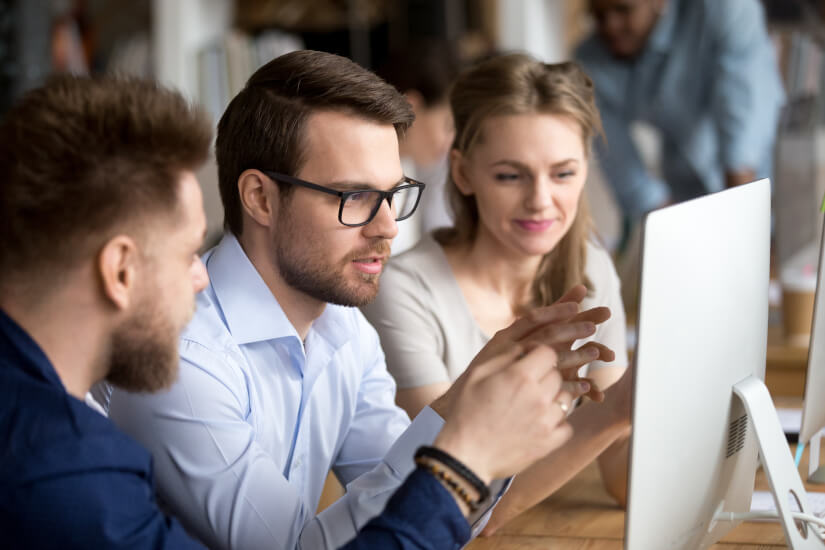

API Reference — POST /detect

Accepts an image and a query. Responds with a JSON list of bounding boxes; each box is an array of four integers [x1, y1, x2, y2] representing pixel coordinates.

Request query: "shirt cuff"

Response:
[[384, 406, 509, 540], [384, 406, 445, 477], [468, 476, 513, 537], [355, 468, 471, 549]]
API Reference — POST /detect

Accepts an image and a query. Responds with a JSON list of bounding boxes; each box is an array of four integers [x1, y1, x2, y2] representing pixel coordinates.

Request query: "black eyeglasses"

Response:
[[263, 171, 426, 227]]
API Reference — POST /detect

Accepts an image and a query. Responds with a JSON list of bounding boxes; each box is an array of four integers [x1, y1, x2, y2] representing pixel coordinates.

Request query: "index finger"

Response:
[[568, 306, 612, 326], [467, 342, 529, 381], [502, 301, 579, 341], [554, 284, 588, 305], [510, 344, 559, 384]]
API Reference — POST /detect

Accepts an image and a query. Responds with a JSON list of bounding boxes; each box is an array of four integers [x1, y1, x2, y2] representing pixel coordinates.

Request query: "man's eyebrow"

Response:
[[327, 178, 407, 191]]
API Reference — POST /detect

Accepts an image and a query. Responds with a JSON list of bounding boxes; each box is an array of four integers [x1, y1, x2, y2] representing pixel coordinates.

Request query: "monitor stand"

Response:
[[733, 375, 824, 548], [809, 433, 825, 484]]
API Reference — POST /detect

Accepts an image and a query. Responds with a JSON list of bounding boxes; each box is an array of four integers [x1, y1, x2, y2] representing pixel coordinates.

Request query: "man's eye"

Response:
[[348, 192, 371, 202]]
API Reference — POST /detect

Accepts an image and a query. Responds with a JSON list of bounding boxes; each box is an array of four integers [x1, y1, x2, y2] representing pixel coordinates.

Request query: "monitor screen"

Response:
[[799, 215, 825, 482], [625, 180, 771, 550]]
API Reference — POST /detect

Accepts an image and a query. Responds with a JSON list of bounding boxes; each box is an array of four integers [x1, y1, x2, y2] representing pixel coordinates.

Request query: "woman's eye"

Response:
[[494, 173, 521, 182], [555, 170, 576, 180]]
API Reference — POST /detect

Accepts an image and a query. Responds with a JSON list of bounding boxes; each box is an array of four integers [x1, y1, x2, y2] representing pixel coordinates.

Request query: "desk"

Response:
[[468, 439, 819, 549]]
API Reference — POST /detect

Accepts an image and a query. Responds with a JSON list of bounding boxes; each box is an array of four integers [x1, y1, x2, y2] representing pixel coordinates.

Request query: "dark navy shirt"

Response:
[[0, 309, 470, 549], [0, 309, 204, 549]]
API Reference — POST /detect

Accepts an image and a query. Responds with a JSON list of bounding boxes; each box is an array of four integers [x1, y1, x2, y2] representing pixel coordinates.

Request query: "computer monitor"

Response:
[[625, 180, 821, 549], [799, 216, 825, 484]]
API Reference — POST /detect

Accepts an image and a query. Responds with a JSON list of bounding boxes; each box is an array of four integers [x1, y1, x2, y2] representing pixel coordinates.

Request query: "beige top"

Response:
[[362, 234, 628, 389]]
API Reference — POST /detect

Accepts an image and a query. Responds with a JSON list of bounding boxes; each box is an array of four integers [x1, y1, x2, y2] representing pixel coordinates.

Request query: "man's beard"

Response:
[[274, 214, 390, 308], [106, 296, 181, 393]]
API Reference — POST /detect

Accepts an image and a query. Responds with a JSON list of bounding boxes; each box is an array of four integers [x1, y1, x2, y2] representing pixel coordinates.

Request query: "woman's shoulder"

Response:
[[585, 239, 617, 279], [584, 239, 623, 301]]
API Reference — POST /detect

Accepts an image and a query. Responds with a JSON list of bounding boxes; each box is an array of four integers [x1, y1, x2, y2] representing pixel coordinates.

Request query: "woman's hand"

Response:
[[431, 285, 616, 420], [475, 284, 615, 402]]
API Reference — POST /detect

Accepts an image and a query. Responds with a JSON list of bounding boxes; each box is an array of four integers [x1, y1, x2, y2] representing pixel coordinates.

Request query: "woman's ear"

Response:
[[98, 235, 139, 311], [238, 169, 277, 229], [450, 149, 474, 196]]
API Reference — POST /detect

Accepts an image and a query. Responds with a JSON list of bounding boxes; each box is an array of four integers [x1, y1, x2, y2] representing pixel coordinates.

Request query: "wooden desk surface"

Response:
[[468, 434, 820, 549]]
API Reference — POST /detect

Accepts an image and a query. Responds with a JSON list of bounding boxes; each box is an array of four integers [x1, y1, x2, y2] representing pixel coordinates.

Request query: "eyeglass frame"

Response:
[[262, 170, 426, 227]]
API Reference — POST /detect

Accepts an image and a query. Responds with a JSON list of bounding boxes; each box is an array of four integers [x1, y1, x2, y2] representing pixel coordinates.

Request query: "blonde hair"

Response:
[[434, 53, 603, 308]]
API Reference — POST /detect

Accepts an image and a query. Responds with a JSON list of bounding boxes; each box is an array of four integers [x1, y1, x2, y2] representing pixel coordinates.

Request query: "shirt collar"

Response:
[[204, 233, 349, 351], [205, 233, 299, 345], [646, 0, 678, 53], [0, 308, 64, 389]]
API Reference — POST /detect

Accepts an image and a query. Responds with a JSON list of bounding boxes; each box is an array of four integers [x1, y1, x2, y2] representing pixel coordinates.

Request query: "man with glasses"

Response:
[[0, 71, 580, 550], [262, 171, 425, 229], [107, 50, 591, 550]]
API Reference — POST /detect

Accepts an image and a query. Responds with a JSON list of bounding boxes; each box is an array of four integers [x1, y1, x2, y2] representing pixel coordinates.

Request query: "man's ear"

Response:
[[238, 169, 277, 229], [98, 235, 140, 311], [450, 149, 474, 196]]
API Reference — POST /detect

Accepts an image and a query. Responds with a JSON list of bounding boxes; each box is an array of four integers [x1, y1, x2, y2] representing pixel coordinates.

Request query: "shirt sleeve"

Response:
[[361, 258, 452, 389], [338, 468, 470, 550], [331, 314, 419, 484], [709, 0, 784, 171], [109, 336, 445, 550], [9, 469, 204, 549], [594, 104, 671, 217]]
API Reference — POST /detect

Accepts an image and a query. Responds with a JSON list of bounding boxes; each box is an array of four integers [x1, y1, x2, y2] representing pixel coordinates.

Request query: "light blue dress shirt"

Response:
[[576, 0, 785, 217], [108, 234, 459, 550]]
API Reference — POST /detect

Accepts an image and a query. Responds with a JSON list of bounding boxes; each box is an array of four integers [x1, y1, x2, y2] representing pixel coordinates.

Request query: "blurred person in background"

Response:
[[576, 0, 785, 220], [362, 53, 633, 533], [377, 40, 459, 253]]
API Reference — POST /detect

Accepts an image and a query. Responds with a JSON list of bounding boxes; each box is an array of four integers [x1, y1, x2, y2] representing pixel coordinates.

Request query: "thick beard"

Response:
[[275, 214, 390, 308], [106, 299, 179, 393]]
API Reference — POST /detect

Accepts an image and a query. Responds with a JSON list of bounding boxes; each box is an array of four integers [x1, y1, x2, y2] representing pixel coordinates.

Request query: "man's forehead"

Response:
[[299, 110, 404, 187], [302, 109, 399, 146]]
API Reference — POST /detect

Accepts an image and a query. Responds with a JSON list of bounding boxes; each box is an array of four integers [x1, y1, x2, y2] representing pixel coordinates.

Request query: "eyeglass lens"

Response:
[[341, 186, 421, 225]]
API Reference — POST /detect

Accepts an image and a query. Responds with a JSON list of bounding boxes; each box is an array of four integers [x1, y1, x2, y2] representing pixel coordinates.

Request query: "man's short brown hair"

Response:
[[0, 75, 212, 288], [215, 49, 415, 236]]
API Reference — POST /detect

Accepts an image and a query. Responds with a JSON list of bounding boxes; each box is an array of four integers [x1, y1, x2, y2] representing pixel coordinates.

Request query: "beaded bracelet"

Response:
[[415, 458, 482, 513], [414, 446, 491, 503]]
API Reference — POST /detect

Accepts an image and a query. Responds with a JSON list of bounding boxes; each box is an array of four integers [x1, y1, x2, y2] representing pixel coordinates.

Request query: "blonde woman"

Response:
[[362, 53, 632, 531]]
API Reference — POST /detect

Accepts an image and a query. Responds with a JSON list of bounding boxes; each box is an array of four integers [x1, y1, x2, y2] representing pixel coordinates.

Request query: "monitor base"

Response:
[[734, 376, 825, 548], [810, 464, 825, 485], [809, 433, 825, 485]]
